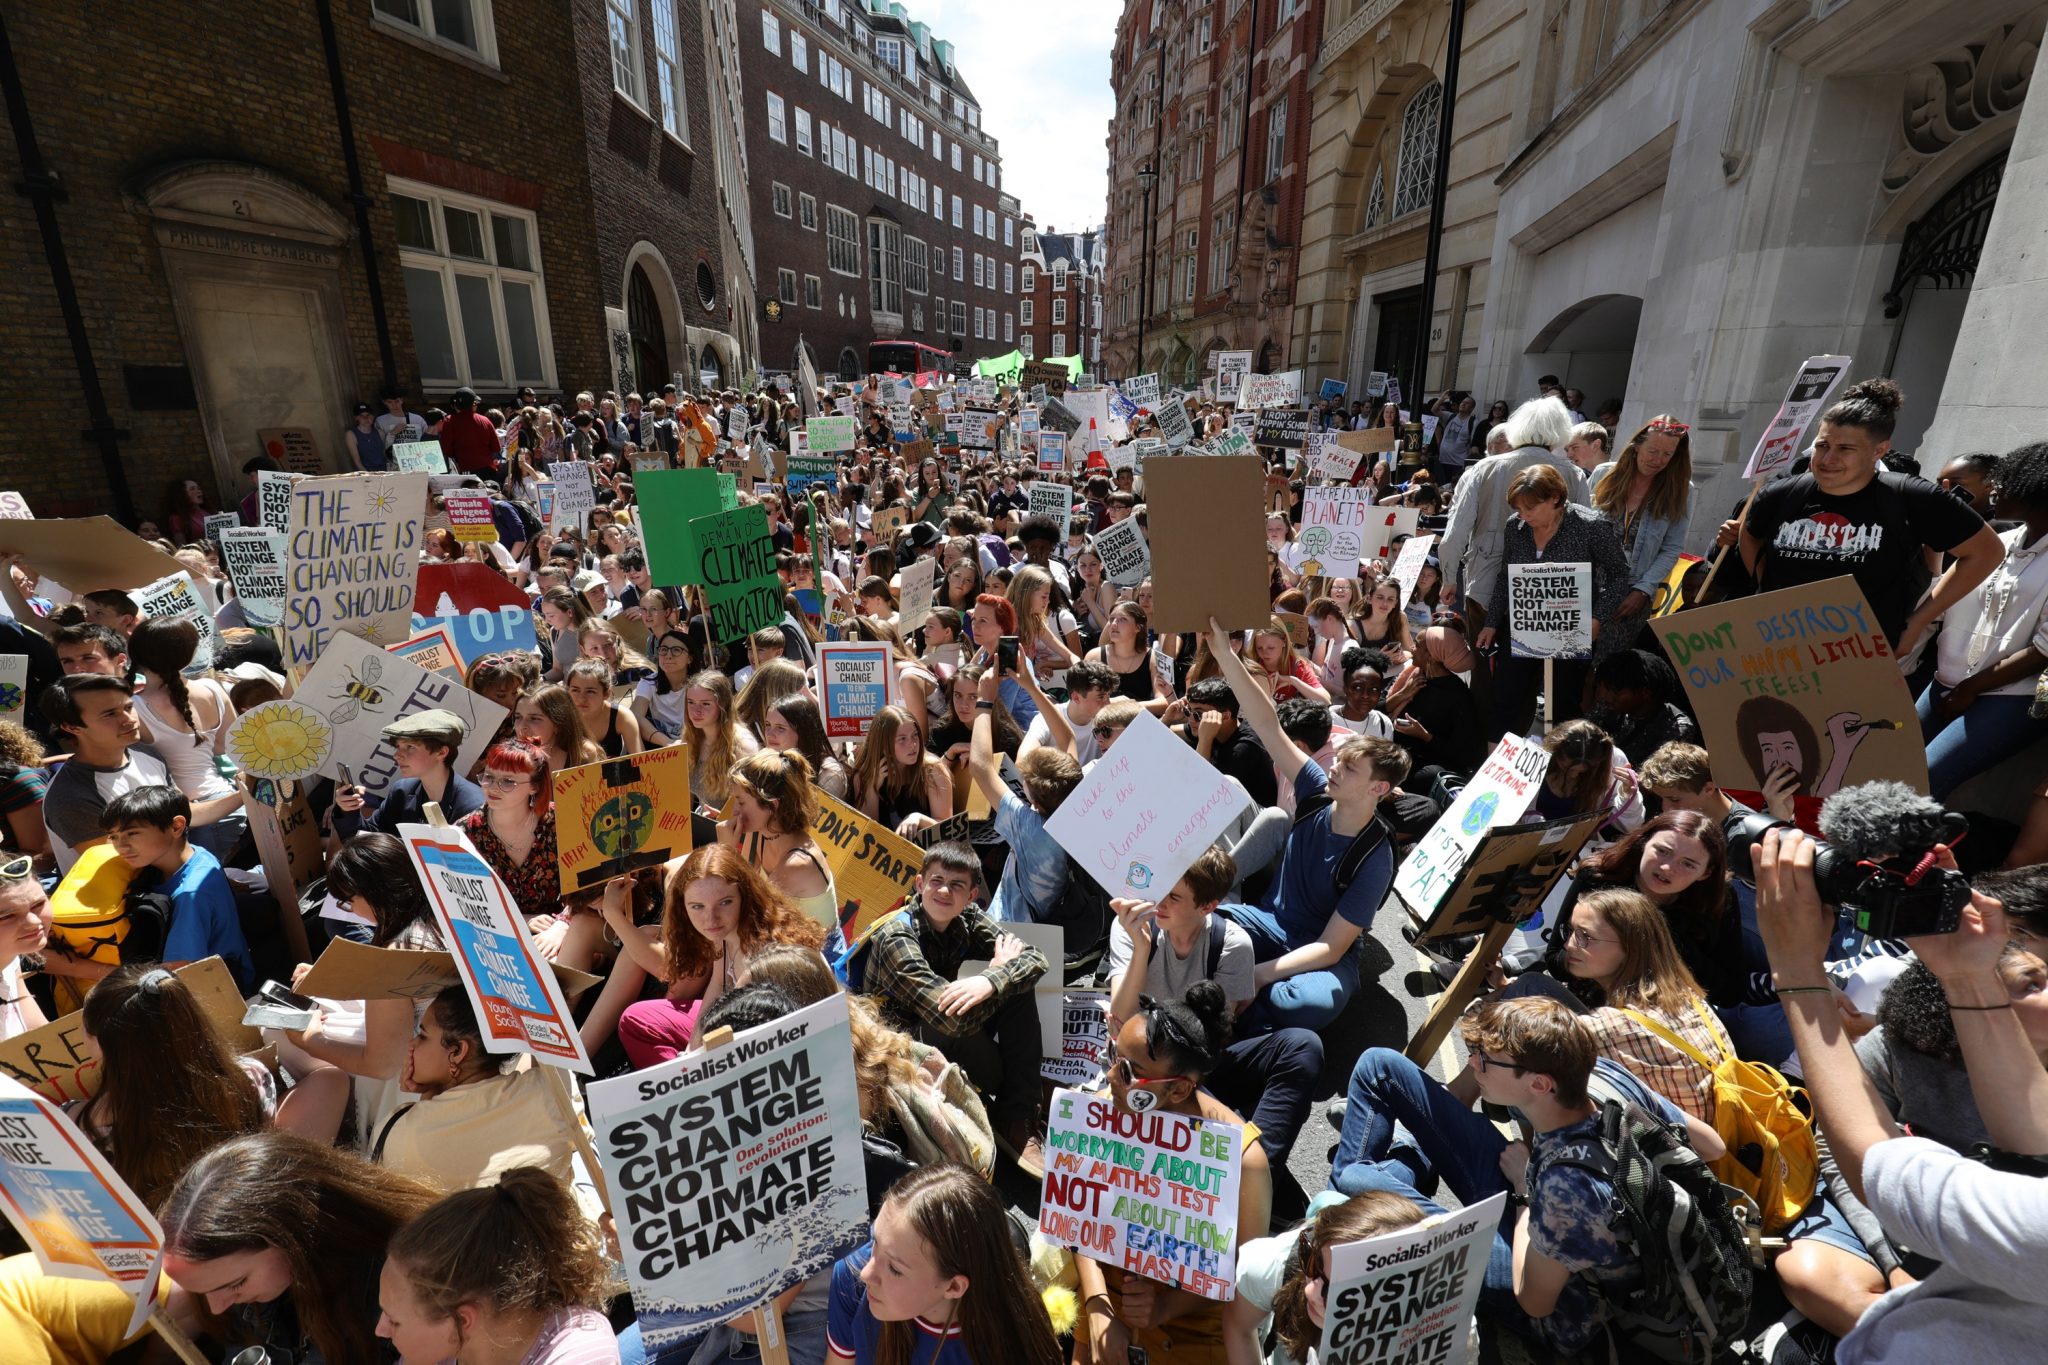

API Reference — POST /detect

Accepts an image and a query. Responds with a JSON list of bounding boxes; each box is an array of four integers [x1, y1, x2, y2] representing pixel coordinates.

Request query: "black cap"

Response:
[[352, 402, 373, 416], [453, 387, 480, 408]]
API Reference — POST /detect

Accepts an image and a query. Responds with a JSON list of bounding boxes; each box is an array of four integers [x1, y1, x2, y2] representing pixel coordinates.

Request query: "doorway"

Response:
[[1372, 287, 1422, 403]]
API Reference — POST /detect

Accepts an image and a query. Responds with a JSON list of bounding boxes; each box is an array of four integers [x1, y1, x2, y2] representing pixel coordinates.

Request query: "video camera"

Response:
[[1725, 780, 1971, 939]]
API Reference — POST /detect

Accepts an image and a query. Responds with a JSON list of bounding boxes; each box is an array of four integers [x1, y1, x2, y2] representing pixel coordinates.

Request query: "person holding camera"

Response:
[[1751, 826, 2048, 1361]]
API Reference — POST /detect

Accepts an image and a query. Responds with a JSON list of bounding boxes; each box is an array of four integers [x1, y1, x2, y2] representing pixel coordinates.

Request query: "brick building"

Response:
[[1101, 0, 1324, 385], [1018, 222, 1107, 369], [741, 0, 1019, 380], [0, 0, 740, 521]]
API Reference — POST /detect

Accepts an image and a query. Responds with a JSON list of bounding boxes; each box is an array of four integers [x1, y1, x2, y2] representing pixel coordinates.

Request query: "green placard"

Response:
[[636, 468, 728, 586], [689, 504, 781, 642], [718, 472, 738, 509]]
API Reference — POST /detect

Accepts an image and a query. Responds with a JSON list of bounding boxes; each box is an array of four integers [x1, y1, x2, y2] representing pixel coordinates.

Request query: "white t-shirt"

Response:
[[1021, 701, 1100, 766], [1328, 706, 1394, 739]]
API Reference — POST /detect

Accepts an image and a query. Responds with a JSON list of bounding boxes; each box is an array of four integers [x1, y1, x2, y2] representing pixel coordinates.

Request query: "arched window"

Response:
[[1392, 81, 1442, 219], [626, 264, 670, 395], [698, 344, 725, 390], [1362, 164, 1385, 232], [837, 346, 861, 380]]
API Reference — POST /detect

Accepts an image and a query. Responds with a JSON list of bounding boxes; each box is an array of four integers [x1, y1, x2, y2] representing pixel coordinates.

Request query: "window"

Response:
[[972, 307, 982, 340], [1265, 92, 1288, 182], [950, 300, 966, 335], [799, 193, 818, 229], [606, 0, 645, 105], [932, 130, 942, 159], [766, 91, 786, 143], [391, 179, 552, 389], [772, 182, 792, 217], [1196, 13, 1211, 52], [904, 237, 929, 294], [1021, 333, 1034, 358], [876, 36, 902, 70], [951, 194, 962, 228], [951, 143, 962, 172], [794, 107, 812, 154], [761, 7, 779, 52], [1021, 263, 1035, 291], [934, 295, 945, 326], [1052, 263, 1067, 291], [1210, 206, 1235, 285], [1022, 228, 1036, 254], [1020, 297, 1033, 325], [804, 274, 822, 309], [1363, 164, 1385, 230], [1004, 312, 1014, 342], [972, 254, 984, 288], [826, 205, 861, 275], [371, 0, 491, 61], [1003, 262, 1013, 293], [1217, 68, 1244, 155], [778, 268, 798, 304], [1051, 332, 1066, 357], [972, 204, 982, 236], [831, 126, 848, 173], [1393, 81, 1443, 218], [868, 219, 902, 315], [1181, 254, 1197, 301], [972, 154, 983, 180], [652, 0, 689, 140], [1003, 217, 1013, 247], [1052, 297, 1067, 325], [791, 31, 807, 72]]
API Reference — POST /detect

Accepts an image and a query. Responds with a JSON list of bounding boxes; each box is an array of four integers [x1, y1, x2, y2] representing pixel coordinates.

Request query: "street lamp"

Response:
[[1135, 161, 1158, 377]]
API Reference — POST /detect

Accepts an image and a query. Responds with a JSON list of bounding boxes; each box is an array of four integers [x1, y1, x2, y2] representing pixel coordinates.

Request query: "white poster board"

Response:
[[1028, 481, 1073, 541], [1298, 486, 1376, 573], [1317, 1193, 1506, 1365], [898, 556, 938, 631], [1506, 561, 1592, 659], [1393, 734, 1551, 917], [296, 631, 506, 801], [1743, 355, 1853, 480], [133, 570, 221, 667], [281, 471, 427, 669], [1390, 533, 1435, 610], [548, 461, 596, 534]]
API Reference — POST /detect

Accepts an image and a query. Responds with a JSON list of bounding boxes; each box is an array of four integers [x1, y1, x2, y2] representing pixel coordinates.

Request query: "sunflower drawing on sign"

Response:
[[227, 700, 336, 781]]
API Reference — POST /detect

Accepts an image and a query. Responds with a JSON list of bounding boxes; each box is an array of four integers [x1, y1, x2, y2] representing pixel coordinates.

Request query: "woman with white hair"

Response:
[[1435, 395, 1591, 625]]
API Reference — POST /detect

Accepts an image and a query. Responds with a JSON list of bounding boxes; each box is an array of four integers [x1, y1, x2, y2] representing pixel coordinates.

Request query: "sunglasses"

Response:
[[1098, 1043, 1182, 1087], [1646, 420, 1689, 435], [0, 855, 33, 881]]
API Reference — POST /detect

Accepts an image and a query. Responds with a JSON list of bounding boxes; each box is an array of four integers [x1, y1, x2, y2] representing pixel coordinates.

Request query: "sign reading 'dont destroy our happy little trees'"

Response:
[[283, 472, 426, 670], [1652, 576, 1928, 798]]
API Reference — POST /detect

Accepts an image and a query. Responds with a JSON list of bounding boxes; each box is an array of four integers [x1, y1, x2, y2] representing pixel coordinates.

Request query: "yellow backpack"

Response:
[[45, 844, 137, 1014], [1620, 997, 1819, 1235]]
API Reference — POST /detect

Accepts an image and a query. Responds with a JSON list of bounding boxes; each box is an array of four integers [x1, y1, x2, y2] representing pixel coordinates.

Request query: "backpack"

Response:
[[829, 909, 911, 992], [1619, 998, 1819, 1236], [1292, 792, 1392, 899], [1043, 853, 1115, 982], [1534, 1099, 1754, 1362]]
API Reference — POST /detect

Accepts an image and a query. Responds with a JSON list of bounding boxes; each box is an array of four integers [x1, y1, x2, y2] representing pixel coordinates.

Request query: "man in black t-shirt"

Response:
[[1741, 378, 2001, 648]]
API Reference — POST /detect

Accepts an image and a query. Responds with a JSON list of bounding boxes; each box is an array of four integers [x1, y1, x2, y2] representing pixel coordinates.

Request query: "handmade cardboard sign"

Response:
[[1390, 533, 1435, 609], [785, 453, 840, 499], [388, 623, 465, 678], [1093, 516, 1151, 589], [1393, 733, 1552, 918], [811, 790, 922, 939], [226, 699, 336, 781], [0, 958, 253, 1104], [1650, 551, 1705, 619], [1039, 1086, 1245, 1300], [217, 526, 287, 626], [1304, 432, 1359, 482], [1145, 457, 1270, 633], [1506, 562, 1592, 659], [443, 491, 498, 543], [1240, 372, 1301, 410], [1046, 709, 1252, 900], [296, 935, 597, 1003], [414, 561, 540, 662], [0, 517, 185, 595], [588, 995, 867, 1354], [689, 503, 781, 640], [898, 556, 939, 631], [1415, 809, 1604, 943], [258, 426, 325, 474], [0, 1078, 166, 1339], [817, 641, 897, 739], [296, 630, 506, 801], [1743, 355, 1852, 480], [282, 471, 427, 669], [392, 440, 447, 474], [134, 570, 221, 667], [1317, 1193, 1505, 1365], [1021, 359, 1071, 396], [1357, 505, 1421, 566], [553, 746, 695, 895], [807, 415, 857, 452], [1652, 576, 1927, 796], [638, 468, 731, 588], [1336, 427, 1398, 459]]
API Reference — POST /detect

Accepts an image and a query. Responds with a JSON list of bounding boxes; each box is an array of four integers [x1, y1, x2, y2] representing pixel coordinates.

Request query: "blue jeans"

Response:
[[1916, 682, 2048, 800], [619, 1307, 828, 1365], [1221, 903, 1361, 1033]]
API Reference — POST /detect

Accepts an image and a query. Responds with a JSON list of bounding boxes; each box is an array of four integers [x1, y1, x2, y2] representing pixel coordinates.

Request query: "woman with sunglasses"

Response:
[[1076, 983, 1272, 1365], [1590, 416, 1695, 656], [631, 628, 696, 746], [0, 857, 50, 1040]]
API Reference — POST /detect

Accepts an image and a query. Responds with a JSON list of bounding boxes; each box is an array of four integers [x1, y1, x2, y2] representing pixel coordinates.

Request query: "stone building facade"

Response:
[[1019, 224, 1107, 369]]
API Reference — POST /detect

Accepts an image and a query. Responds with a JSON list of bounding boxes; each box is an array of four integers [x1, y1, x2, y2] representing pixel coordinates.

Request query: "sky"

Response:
[[918, 0, 1119, 236]]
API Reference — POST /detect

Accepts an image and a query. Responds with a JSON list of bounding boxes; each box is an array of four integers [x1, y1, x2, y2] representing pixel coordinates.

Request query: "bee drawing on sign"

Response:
[[327, 657, 389, 724]]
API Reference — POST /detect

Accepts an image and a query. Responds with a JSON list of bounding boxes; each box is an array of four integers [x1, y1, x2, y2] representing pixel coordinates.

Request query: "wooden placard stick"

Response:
[[1695, 477, 1762, 606], [148, 1310, 210, 1365]]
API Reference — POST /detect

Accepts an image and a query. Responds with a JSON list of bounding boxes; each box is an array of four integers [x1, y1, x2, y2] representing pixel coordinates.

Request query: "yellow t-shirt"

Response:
[[0, 1253, 153, 1365]]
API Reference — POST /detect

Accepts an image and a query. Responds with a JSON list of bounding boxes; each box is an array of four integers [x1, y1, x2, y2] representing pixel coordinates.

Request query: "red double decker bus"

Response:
[[867, 339, 952, 382]]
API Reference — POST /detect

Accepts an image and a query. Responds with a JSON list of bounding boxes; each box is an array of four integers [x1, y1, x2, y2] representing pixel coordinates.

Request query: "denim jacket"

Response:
[[1591, 461, 1692, 595]]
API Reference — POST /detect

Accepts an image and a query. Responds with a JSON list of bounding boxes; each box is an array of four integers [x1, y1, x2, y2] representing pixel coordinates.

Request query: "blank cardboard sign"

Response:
[[1144, 455, 1271, 634]]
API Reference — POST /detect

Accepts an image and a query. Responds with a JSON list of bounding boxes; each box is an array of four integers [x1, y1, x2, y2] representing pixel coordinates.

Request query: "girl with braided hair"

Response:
[[126, 616, 246, 859]]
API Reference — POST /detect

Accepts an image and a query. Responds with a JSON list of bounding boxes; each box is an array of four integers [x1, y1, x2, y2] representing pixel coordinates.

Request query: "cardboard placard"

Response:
[[388, 623, 466, 677], [1021, 359, 1071, 397], [295, 928, 599, 1003], [0, 958, 255, 1105], [1318, 1194, 1505, 1365], [218, 525, 287, 626], [1297, 487, 1376, 574], [0, 517, 186, 594], [587, 996, 867, 1352], [1253, 407, 1311, 449], [1046, 709, 1252, 900], [1393, 734, 1552, 918], [281, 472, 427, 668], [1303, 432, 1359, 482], [1743, 355, 1853, 480], [1039, 1086, 1245, 1300], [1121, 374, 1162, 408], [225, 699, 336, 781], [898, 556, 938, 631], [817, 641, 897, 739], [1652, 577, 1928, 796], [295, 630, 506, 801], [258, 426, 325, 475], [392, 440, 447, 474], [1336, 427, 1398, 458], [811, 790, 923, 940], [1650, 551, 1705, 619], [1506, 562, 1592, 659], [1093, 516, 1151, 589], [1144, 456, 1272, 633], [243, 776, 325, 916], [1319, 378, 1348, 403], [689, 503, 781, 641], [638, 468, 730, 588], [552, 746, 695, 895], [1416, 809, 1604, 943]]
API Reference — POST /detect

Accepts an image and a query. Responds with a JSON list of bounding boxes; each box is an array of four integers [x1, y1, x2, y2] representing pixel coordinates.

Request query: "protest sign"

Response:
[[1253, 408, 1311, 449], [1131, 436, 1165, 470], [443, 491, 498, 543], [1154, 395, 1195, 448], [1358, 505, 1421, 566], [1304, 432, 1357, 482], [1319, 378, 1349, 403], [1367, 371, 1389, 399], [1046, 709, 1253, 900], [1214, 350, 1252, 404], [1240, 372, 1301, 410], [0, 491, 28, 519], [1042, 990, 1110, 1087], [0, 1077, 166, 1338], [1506, 562, 1592, 659], [1145, 457, 1270, 633], [414, 561, 540, 662], [258, 426, 324, 474], [960, 405, 1001, 453], [297, 934, 598, 1004], [588, 995, 867, 1352], [297, 630, 505, 801], [225, 698, 336, 781], [388, 623, 465, 677], [0, 517, 185, 595], [1298, 486, 1376, 574], [1093, 516, 1150, 589], [1337, 427, 1398, 460], [1651, 551, 1705, 618], [1037, 430, 1070, 473], [553, 746, 695, 895], [806, 415, 857, 452], [785, 453, 840, 500], [1039, 1086, 1245, 1300], [817, 641, 897, 739], [548, 461, 596, 534], [1121, 373, 1161, 407], [202, 511, 240, 543], [1199, 429, 1256, 460], [282, 472, 426, 669], [256, 468, 299, 534], [689, 504, 780, 641], [1743, 355, 1853, 480], [403, 822, 592, 1072], [1317, 1193, 1505, 1365], [392, 439, 447, 474], [898, 556, 938, 631], [1393, 733, 1551, 917], [1418, 809, 1605, 943], [1390, 534, 1435, 609], [134, 570, 221, 666], [811, 790, 922, 938], [0, 654, 23, 718], [0, 958, 252, 1104], [1652, 576, 1927, 796], [1021, 358, 1071, 396], [1028, 481, 1074, 539], [1039, 397, 1082, 436]]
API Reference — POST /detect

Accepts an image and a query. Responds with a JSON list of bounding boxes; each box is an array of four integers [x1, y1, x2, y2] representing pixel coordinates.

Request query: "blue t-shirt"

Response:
[[827, 1244, 972, 1363], [146, 847, 253, 991], [1257, 761, 1395, 948]]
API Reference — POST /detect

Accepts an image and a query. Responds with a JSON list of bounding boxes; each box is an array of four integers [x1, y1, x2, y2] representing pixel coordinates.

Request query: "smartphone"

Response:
[[997, 635, 1020, 675], [336, 762, 357, 793], [260, 980, 318, 1013]]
